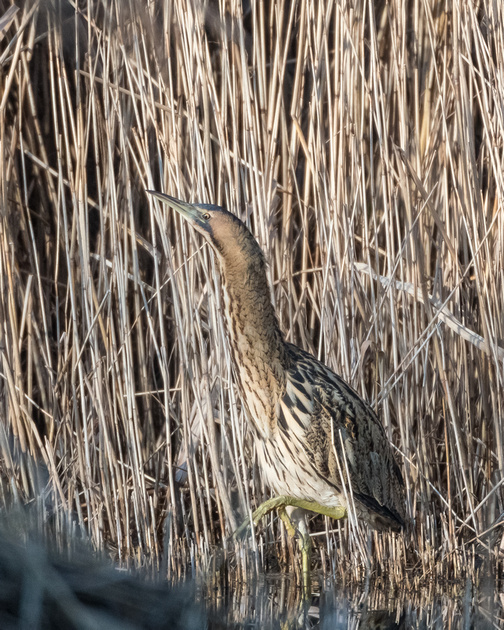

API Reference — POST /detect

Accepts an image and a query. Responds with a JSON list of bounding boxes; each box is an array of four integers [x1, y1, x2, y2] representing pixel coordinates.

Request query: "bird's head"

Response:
[[146, 190, 263, 266]]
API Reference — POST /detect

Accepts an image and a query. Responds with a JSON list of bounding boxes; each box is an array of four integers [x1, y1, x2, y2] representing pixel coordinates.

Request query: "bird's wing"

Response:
[[282, 343, 406, 530]]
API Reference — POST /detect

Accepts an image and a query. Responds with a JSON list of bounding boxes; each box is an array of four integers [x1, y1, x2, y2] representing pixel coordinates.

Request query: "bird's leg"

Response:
[[234, 495, 347, 538], [277, 506, 297, 537], [299, 520, 311, 595], [234, 496, 347, 598], [284, 506, 312, 599]]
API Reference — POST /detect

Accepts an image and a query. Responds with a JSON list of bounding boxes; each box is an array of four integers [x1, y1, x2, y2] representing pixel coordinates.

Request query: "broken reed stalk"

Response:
[[0, 0, 502, 583]]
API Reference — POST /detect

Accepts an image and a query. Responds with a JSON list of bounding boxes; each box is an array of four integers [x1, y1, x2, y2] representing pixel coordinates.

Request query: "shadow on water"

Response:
[[204, 572, 504, 629]]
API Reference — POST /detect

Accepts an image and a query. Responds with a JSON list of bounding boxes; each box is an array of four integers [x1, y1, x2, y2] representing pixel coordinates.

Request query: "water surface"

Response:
[[204, 572, 503, 629]]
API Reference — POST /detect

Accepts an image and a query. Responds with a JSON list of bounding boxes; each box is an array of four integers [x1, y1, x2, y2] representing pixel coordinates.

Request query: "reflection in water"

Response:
[[204, 573, 504, 629]]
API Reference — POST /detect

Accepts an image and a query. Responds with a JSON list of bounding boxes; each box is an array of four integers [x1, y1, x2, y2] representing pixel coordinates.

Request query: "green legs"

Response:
[[235, 495, 347, 595], [235, 495, 347, 535], [279, 507, 312, 595]]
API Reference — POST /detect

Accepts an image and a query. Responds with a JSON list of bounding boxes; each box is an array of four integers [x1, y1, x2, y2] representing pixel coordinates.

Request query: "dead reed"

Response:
[[0, 0, 502, 585]]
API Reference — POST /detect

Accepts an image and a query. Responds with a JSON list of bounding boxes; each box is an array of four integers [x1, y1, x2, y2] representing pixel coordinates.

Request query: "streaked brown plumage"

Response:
[[147, 191, 406, 576]]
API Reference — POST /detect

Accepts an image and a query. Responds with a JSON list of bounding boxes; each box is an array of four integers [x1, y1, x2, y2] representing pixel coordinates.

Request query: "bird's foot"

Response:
[[233, 495, 287, 539], [232, 496, 347, 600], [233, 495, 347, 539]]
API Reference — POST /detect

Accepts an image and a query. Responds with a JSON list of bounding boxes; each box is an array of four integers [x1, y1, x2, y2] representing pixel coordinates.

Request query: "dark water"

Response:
[[204, 573, 504, 629]]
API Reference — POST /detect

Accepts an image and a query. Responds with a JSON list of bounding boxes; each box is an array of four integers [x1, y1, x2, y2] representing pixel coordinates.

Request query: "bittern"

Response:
[[147, 191, 406, 587]]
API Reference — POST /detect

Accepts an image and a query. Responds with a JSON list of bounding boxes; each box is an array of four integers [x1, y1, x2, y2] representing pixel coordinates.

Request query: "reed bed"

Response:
[[0, 0, 503, 585]]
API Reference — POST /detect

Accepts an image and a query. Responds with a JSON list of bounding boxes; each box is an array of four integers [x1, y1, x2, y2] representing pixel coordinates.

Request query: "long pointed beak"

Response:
[[146, 190, 199, 223]]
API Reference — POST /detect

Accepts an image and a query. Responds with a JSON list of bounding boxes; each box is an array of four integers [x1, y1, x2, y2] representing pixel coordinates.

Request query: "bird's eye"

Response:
[[202, 213, 211, 220]]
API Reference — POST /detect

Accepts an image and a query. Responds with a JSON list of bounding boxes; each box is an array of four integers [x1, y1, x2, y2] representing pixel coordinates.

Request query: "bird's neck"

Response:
[[220, 253, 287, 428]]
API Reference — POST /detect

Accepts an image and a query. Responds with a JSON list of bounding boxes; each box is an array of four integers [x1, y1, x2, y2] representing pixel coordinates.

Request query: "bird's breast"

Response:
[[236, 363, 279, 438]]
